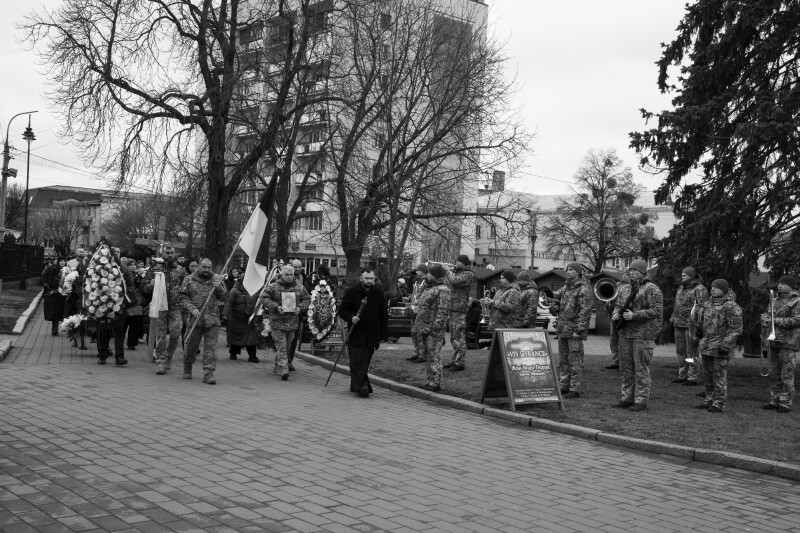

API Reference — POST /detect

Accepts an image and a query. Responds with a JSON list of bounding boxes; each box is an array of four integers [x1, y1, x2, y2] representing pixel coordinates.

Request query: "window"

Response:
[[306, 212, 323, 230], [239, 22, 263, 45], [380, 13, 391, 30], [475, 225, 481, 238], [490, 224, 497, 238], [304, 182, 325, 200], [380, 73, 389, 91], [373, 133, 386, 149]]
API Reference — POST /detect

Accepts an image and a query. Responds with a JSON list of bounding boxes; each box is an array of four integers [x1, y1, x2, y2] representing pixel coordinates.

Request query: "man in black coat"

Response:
[[338, 269, 388, 397]]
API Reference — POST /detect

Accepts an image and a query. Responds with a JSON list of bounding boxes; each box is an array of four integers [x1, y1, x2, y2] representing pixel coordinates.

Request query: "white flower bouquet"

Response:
[[83, 244, 125, 320], [58, 313, 85, 341], [58, 267, 78, 296]]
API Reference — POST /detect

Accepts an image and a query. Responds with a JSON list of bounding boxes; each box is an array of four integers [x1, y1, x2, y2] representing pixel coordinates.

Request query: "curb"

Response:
[[0, 339, 13, 363], [295, 349, 800, 483], [12, 292, 43, 335]]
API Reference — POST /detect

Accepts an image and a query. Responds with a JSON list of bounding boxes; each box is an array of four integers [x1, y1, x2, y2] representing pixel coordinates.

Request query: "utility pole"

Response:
[[23, 116, 36, 243], [1, 111, 37, 236]]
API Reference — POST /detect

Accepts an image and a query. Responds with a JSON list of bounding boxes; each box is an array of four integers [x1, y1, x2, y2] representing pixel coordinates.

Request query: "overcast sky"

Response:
[[0, 0, 689, 197]]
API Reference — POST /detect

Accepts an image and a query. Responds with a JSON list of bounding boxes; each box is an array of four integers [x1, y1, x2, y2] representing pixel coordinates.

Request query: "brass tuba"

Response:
[[594, 278, 618, 302], [538, 285, 556, 309]]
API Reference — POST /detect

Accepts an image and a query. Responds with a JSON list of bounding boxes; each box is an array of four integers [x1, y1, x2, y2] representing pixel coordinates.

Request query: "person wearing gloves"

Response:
[[695, 279, 742, 412]]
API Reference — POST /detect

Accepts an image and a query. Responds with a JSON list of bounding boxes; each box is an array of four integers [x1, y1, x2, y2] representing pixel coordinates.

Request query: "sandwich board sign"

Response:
[[479, 328, 563, 411]]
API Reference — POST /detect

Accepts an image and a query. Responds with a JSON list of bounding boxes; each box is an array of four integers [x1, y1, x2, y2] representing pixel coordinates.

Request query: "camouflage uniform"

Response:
[[604, 282, 630, 367], [262, 279, 311, 375], [412, 278, 451, 388], [445, 265, 475, 367], [515, 284, 539, 329], [179, 272, 228, 376], [672, 279, 710, 381], [615, 278, 664, 406], [150, 264, 186, 367], [697, 290, 743, 409], [553, 278, 593, 393], [410, 279, 427, 360], [762, 290, 800, 409], [488, 285, 520, 330]]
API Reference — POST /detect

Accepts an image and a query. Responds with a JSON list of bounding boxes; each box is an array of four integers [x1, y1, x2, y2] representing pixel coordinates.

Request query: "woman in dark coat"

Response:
[[222, 279, 261, 362], [43, 257, 68, 335]]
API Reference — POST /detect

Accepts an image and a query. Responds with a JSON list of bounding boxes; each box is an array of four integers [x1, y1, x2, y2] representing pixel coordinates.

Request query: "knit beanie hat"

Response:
[[711, 279, 729, 293], [416, 264, 428, 274], [566, 261, 584, 275], [629, 260, 648, 275], [457, 254, 470, 266], [429, 264, 445, 279], [682, 267, 696, 278], [778, 275, 798, 290], [517, 271, 531, 282], [501, 270, 516, 282]]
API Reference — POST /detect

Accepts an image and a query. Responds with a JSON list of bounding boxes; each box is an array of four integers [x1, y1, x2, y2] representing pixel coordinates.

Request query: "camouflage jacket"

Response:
[[178, 272, 228, 328], [698, 290, 742, 358], [412, 279, 450, 335], [445, 265, 475, 313], [614, 278, 664, 340], [555, 278, 593, 339], [262, 279, 311, 331], [762, 290, 800, 351], [672, 279, 709, 328], [604, 282, 630, 316], [145, 263, 186, 311], [515, 285, 539, 328], [410, 279, 427, 313], [489, 285, 520, 330]]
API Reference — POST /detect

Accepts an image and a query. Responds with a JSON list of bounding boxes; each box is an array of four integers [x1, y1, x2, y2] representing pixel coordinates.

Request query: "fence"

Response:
[[0, 243, 45, 283]]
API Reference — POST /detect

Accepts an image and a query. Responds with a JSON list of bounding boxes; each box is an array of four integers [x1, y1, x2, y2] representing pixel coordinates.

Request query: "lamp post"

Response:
[[22, 117, 36, 243], [1, 110, 37, 237]]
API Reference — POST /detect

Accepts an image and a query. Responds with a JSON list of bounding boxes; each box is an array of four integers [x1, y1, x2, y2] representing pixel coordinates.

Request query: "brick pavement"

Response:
[[1, 307, 800, 532]]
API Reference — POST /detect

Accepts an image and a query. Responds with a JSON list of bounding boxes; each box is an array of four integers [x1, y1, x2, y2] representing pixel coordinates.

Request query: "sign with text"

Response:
[[479, 329, 562, 411]]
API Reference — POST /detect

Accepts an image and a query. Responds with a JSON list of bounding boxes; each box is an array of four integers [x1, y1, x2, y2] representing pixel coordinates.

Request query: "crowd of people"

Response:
[[39, 246, 800, 409]]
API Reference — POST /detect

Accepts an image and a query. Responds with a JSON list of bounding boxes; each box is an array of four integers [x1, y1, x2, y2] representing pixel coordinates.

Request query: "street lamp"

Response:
[[1, 110, 37, 237], [22, 116, 36, 243]]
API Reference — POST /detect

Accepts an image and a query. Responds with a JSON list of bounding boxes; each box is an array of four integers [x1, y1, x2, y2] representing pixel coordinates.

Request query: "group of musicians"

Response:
[[408, 255, 800, 413]]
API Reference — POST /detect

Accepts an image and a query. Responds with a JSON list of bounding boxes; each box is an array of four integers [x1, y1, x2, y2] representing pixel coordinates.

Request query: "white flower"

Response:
[[88, 306, 95, 314], [112, 267, 119, 276], [99, 257, 109, 265], [113, 304, 121, 312], [90, 282, 98, 289], [100, 295, 109, 302], [100, 248, 108, 256]]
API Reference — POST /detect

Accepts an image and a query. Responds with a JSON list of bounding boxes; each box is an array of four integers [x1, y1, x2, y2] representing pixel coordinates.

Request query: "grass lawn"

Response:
[[0, 288, 39, 334], [312, 340, 800, 465]]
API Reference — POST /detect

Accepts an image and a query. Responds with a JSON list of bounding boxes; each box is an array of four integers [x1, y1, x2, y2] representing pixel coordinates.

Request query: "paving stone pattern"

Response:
[[1, 307, 800, 532]]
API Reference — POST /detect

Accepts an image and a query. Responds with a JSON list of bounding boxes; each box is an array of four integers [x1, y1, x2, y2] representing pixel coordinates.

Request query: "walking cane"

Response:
[[324, 296, 368, 387]]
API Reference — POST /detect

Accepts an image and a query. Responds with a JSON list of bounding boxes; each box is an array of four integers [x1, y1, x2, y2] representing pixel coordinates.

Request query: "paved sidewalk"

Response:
[[2, 309, 800, 532]]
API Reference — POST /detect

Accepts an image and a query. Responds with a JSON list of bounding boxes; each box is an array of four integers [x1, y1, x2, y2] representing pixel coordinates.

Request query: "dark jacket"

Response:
[[466, 300, 482, 333], [43, 266, 67, 322], [338, 283, 388, 348], [223, 281, 260, 347]]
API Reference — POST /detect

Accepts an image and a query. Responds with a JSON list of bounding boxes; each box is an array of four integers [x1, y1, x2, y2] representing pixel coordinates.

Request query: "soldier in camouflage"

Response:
[[411, 264, 451, 392], [762, 275, 800, 413], [485, 271, 520, 330], [695, 279, 742, 412], [444, 255, 475, 372], [551, 262, 593, 399], [670, 266, 710, 385], [514, 272, 539, 328], [604, 272, 630, 370], [262, 265, 311, 380], [612, 260, 664, 412], [406, 264, 428, 363]]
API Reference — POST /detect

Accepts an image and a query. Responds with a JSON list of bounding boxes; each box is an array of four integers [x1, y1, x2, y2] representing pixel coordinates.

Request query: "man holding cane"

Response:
[[338, 269, 388, 397]]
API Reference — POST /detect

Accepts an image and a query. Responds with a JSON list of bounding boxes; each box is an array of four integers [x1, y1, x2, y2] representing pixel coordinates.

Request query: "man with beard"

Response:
[[443, 255, 475, 372], [670, 266, 709, 385], [612, 260, 664, 412], [552, 262, 593, 399], [149, 246, 186, 374], [338, 269, 388, 397], [411, 265, 450, 392], [179, 258, 228, 384], [263, 265, 311, 380], [762, 275, 800, 413]]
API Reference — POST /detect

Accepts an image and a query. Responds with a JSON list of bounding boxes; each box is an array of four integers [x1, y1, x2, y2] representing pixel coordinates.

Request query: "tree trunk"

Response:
[[204, 130, 231, 268], [344, 248, 363, 284]]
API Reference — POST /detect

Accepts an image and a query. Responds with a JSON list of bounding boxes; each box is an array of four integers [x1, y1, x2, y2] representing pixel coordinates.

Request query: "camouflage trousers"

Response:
[[701, 356, 728, 408], [557, 338, 584, 393], [155, 309, 183, 365], [619, 337, 654, 405], [420, 333, 445, 387], [411, 330, 423, 359], [674, 327, 702, 382], [184, 324, 218, 372], [607, 323, 619, 366], [271, 329, 296, 375], [769, 348, 796, 408], [448, 311, 467, 365]]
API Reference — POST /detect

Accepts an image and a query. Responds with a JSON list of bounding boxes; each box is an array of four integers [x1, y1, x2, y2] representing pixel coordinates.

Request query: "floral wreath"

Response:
[[83, 243, 125, 320], [307, 280, 337, 340]]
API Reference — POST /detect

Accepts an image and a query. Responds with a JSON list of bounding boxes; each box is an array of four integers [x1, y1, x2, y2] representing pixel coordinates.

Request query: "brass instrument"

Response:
[[426, 260, 455, 270], [760, 289, 776, 377], [686, 297, 702, 363], [593, 278, 618, 302], [538, 285, 556, 309], [480, 290, 492, 320]]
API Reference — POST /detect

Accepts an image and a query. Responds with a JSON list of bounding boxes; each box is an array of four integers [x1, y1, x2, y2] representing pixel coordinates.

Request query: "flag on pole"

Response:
[[240, 186, 274, 296]]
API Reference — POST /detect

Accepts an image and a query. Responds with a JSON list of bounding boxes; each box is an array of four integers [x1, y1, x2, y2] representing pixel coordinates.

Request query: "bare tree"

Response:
[[28, 200, 86, 256], [541, 149, 654, 274], [23, 0, 336, 266], [3, 184, 25, 230]]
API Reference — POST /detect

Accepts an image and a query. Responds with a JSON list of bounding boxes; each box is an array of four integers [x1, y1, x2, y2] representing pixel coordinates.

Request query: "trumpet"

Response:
[[594, 278, 618, 302], [426, 260, 455, 270], [759, 289, 777, 377], [538, 285, 557, 309], [480, 290, 492, 319], [686, 298, 702, 363]]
